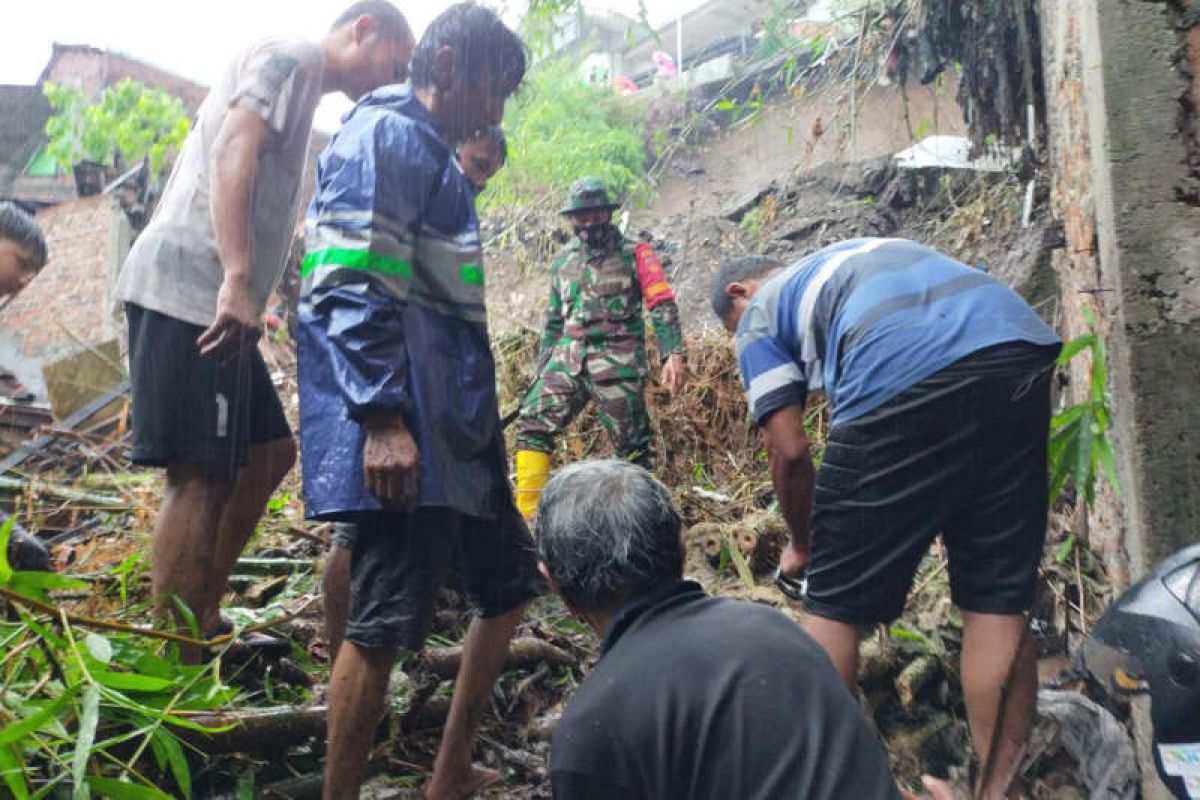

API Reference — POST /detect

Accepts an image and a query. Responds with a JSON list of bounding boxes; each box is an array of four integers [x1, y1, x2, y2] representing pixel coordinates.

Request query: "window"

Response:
[[23, 145, 60, 178]]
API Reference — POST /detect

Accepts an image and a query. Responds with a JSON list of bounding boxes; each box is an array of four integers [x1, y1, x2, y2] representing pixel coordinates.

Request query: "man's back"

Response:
[[736, 237, 1059, 425], [551, 581, 900, 800]]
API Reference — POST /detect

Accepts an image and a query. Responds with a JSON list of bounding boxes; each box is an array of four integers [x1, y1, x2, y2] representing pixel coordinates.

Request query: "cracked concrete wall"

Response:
[[1044, 0, 1200, 588]]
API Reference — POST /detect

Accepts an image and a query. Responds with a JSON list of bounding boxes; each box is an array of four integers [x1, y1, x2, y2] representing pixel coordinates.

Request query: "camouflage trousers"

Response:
[[516, 367, 653, 468]]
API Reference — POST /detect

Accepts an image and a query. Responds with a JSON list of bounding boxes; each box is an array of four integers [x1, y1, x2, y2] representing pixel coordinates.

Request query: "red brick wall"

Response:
[[1040, 0, 1127, 584], [0, 195, 115, 360], [41, 46, 208, 115]]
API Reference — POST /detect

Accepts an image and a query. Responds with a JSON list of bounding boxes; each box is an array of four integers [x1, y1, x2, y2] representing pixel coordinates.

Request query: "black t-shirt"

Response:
[[550, 581, 901, 800]]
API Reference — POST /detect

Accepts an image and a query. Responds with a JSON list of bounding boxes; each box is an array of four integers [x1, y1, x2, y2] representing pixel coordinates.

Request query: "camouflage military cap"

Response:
[[561, 176, 620, 215]]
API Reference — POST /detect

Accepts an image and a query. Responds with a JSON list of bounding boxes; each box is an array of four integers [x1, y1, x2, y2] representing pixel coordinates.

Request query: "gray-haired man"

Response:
[[536, 459, 900, 800]]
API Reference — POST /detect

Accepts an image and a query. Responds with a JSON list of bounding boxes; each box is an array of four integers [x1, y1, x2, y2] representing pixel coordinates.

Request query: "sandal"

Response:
[[774, 566, 808, 601]]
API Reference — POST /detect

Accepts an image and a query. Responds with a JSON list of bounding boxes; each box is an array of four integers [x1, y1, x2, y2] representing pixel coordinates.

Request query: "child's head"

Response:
[[0, 202, 47, 297], [457, 126, 507, 192]]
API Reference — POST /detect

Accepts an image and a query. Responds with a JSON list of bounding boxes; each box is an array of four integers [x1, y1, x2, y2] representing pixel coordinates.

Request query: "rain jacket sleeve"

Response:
[[301, 113, 431, 421]]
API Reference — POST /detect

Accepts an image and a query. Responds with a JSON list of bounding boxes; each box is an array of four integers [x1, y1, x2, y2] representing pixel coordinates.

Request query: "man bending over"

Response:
[[711, 238, 1061, 799]]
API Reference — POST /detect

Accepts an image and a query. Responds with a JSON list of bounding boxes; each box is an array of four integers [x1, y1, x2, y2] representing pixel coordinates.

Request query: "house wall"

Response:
[[0, 195, 129, 398], [41, 46, 208, 114]]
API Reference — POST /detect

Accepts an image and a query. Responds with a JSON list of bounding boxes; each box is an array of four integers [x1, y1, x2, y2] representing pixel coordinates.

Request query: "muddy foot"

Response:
[[425, 764, 501, 800]]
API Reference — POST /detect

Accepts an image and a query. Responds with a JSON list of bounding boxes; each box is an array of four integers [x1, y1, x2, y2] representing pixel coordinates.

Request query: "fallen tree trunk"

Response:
[[180, 706, 328, 752]]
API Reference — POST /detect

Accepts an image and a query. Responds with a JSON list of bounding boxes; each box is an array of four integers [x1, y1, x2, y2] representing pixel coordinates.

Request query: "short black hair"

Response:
[[465, 125, 508, 165], [410, 3, 527, 94], [0, 202, 47, 267], [709, 255, 785, 322], [331, 1, 412, 42]]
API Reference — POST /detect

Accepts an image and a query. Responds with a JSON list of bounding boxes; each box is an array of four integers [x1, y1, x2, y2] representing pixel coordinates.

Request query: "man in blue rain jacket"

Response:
[[295, 6, 540, 798]]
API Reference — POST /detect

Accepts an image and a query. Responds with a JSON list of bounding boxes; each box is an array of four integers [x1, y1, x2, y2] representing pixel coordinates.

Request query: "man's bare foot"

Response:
[[425, 763, 501, 800], [899, 776, 961, 800]]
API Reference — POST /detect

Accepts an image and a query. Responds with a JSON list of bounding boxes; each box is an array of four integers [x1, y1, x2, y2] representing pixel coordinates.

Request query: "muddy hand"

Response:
[[197, 275, 262, 359], [363, 414, 420, 512], [661, 353, 687, 397], [778, 537, 809, 579]]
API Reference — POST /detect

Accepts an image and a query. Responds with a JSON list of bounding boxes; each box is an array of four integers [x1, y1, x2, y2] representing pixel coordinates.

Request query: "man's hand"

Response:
[[661, 353, 687, 397], [197, 275, 262, 358], [778, 536, 810, 578], [762, 404, 816, 578], [362, 414, 420, 512]]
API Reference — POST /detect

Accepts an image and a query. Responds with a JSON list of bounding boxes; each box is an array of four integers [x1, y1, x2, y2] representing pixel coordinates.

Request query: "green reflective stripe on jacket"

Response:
[[460, 264, 485, 286], [301, 248, 413, 280]]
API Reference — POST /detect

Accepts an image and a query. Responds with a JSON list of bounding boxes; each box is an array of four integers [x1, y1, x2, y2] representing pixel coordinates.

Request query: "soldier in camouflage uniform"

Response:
[[514, 177, 686, 518]]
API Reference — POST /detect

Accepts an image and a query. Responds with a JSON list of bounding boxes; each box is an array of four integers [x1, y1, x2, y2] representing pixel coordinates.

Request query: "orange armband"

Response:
[[634, 243, 676, 310]]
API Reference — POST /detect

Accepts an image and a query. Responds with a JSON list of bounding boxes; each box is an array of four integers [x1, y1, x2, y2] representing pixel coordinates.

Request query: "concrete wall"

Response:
[[1043, 0, 1200, 582]]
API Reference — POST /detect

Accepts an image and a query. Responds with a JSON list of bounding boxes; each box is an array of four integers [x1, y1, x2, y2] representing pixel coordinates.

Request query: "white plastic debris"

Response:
[[1033, 689, 1140, 800], [894, 135, 1018, 172]]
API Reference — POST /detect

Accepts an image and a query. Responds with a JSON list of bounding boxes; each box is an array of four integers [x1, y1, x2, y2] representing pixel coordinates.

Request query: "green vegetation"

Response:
[[1049, 307, 1119, 507], [481, 59, 648, 215], [44, 79, 190, 181], [0, 518, 236, 798]]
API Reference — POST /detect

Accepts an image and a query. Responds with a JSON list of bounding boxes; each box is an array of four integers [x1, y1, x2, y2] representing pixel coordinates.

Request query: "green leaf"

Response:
[[85, 777, 174, 800], [95, 688, 235, 734], [0, 515, 15, 586], [0, 687, 80, 746], [1091, 338, 1108, 402], [1050, 403, 1086, 430], [724, 537, 756, 591], [9, 571, 90, 593], [1048, 421, 1078, 472], [0, 743, 29, 800], [91, 670, 177, 693], [1056, 333, 1096, 366], [1049, 447, 1074, 503], [1075, 406, 1095, 502], [152, 729, 191, 799], [85, 633, 113, 665], [1054, 534, 1076, 564], [889, 625, 930, 647], [169, 595, 200, 639], [15, 607, 68, 649], [235, 769, 256, 800], [72, 685, 100, 800]]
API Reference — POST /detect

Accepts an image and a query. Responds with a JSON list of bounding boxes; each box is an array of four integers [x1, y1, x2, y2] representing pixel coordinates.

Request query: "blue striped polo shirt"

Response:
[[735, 238, 1060, 426]]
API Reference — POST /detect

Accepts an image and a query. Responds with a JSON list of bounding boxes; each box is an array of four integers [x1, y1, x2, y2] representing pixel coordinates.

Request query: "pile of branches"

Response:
[[495, 328, 799, 524]]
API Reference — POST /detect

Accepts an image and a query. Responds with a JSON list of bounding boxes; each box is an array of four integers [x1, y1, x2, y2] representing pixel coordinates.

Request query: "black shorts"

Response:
[[345, 504, 544, 652], [803, 343, 1058, 624], [125, 303, 291, 476]]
